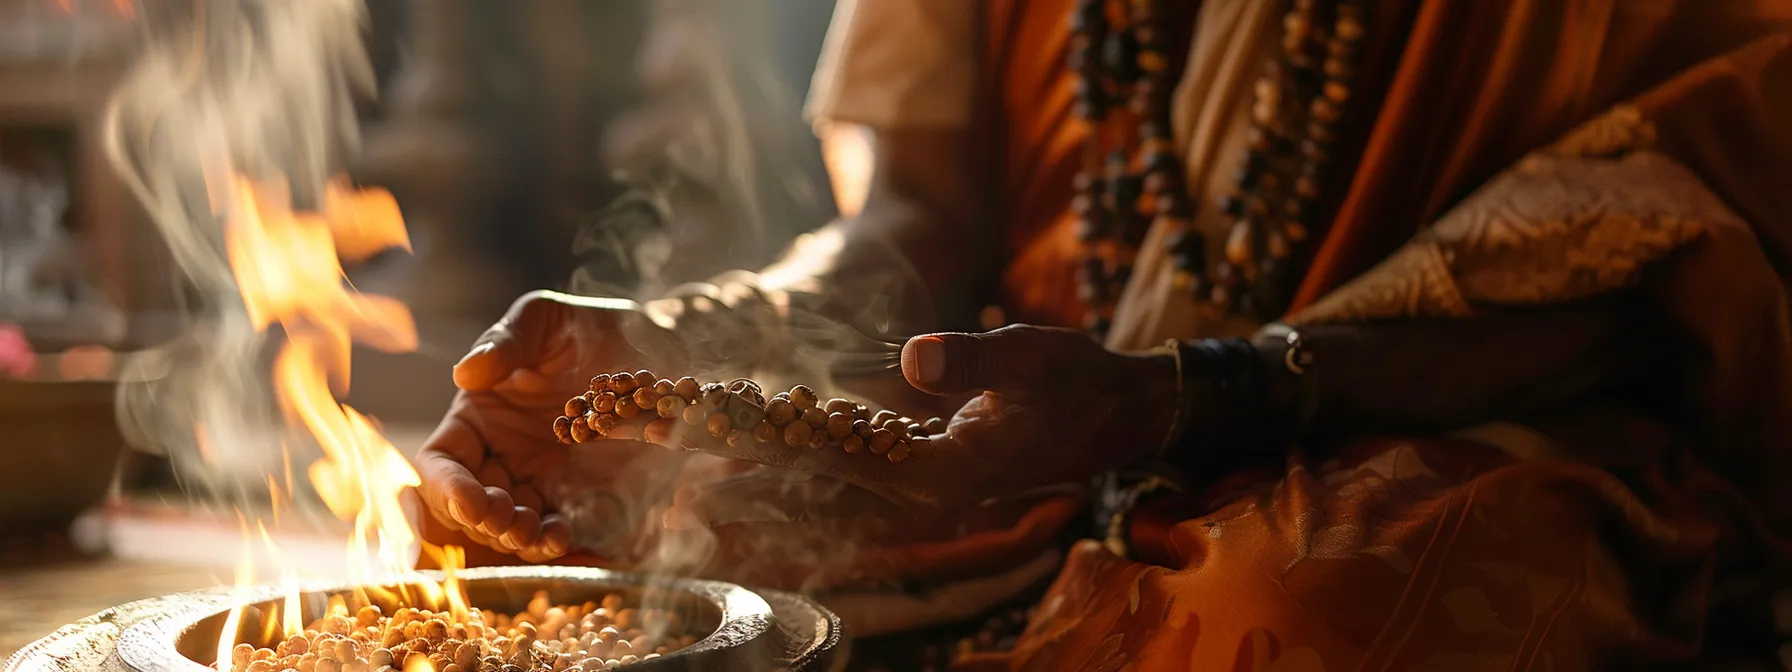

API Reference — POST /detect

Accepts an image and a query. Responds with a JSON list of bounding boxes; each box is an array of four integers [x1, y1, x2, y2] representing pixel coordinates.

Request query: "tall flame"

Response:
[[99, 1, 473, 667], [207, 171, 469, 671], [218, 172, 422, 581]]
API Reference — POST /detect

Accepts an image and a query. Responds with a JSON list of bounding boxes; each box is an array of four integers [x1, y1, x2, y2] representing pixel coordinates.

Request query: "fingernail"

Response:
[[456, 342, 494, 368], [543, 537, 568, 557], [909, 336, 947, 384], [448, 499, 471, 525]]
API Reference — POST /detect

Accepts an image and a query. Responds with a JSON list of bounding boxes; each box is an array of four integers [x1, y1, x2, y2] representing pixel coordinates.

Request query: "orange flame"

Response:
[[220, 174, 419, 579], [211, 171, 471, 660]]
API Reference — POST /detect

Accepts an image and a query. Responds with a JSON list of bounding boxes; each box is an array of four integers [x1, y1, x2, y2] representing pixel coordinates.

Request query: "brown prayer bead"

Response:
[[923, 417, 948, 434], [869, 429, 897, 455], [824, 398, 856, 415], [872, 410, 898, 426], [842, 435, 865, 454], [682, 404, 706, 426], [564, 396, 590, 418], [826, 413, 854, 440], [633, 385, 660, 409], [552, 416, 574, 444], [593, 391, 617, 413], [853, 419, 873, 439], [783, 421, 814, 448], [1267, 231, 1292, 259], [765, 398, 797, 426], [608, 372, 637, 395], [706, 414, 730, 439], [754, 420, 779, 443], [674, 377, 700, 401], [1284, 221, 1310, 242], [615, 397, 641, 419], [588, 374, 610, 392], [655, 395, 683, 419], [1226, 221, 1255, 266], [802, 407, 828, 429], [789, 385, 819, 409], [569, 417, 594, 443], [887, 442, 911, 464], [911, 436, 936, 458]]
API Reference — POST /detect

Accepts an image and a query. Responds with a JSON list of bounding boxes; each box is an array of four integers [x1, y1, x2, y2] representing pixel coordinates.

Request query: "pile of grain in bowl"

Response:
[[223, 591, 697, 672]]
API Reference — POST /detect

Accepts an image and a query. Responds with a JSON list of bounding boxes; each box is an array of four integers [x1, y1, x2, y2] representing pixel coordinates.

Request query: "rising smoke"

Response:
[[104, 0, 373, 522]]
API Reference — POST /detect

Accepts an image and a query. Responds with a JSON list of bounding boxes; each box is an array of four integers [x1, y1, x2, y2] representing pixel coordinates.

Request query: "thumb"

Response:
[[452, 291, 561, 390], [901, 325, 1062, 396]]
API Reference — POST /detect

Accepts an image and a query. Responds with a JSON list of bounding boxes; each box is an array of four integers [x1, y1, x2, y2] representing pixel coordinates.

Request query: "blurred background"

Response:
[[0, 0, 850, 653]]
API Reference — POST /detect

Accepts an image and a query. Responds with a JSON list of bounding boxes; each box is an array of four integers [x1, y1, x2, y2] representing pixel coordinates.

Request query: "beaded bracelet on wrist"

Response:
[[552, 370, 944, 464]]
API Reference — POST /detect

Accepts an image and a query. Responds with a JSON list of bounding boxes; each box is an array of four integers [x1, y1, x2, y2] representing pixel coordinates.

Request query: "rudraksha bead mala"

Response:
[[552, 370, 947, 465], [1070, 0, 1368, 332]]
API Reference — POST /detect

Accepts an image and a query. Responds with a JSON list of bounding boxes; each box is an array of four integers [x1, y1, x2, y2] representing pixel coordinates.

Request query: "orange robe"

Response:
[[962, 2, 1792, 670]]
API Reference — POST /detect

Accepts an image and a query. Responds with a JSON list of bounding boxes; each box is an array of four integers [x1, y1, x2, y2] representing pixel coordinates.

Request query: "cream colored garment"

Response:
[[807, 0, 1272, 349], [1106, 0, 1277, 350], [804, 0, 977, 129]]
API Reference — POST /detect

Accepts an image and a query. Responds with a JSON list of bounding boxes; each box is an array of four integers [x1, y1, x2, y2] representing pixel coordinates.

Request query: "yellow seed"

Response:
[[355, 606, 383, 629]]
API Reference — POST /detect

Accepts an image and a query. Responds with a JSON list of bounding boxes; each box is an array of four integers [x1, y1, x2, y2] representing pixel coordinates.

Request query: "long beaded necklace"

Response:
[[1071, 0, 1367, 335]]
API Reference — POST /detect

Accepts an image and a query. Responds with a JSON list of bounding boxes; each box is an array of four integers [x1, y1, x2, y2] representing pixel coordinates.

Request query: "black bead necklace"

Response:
[[1070, 0, 1367, 335]]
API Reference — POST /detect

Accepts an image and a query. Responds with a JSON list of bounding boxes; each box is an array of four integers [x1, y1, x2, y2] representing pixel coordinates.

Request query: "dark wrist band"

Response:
[[1159, 327, 1317, 469]]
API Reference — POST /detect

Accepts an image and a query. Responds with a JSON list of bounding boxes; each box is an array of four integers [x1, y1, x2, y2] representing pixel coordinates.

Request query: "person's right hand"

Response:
[[414, 290, 688, 562]]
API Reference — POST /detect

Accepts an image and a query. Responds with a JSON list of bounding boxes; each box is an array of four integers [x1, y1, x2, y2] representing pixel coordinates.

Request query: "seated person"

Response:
[[415, 0, 1792, 668]]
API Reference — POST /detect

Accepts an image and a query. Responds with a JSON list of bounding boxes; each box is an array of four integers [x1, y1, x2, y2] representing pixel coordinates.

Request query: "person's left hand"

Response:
[[670, 325, 1180, 519]]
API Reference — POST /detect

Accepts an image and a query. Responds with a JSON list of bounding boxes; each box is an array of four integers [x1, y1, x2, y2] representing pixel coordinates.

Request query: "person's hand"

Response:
[[678, 325, 1180, 512], [413, 290, 688, 561]]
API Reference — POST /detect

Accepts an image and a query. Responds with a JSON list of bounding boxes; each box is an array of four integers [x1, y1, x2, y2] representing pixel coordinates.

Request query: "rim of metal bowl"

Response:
[[114, 566, 776, 672]]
